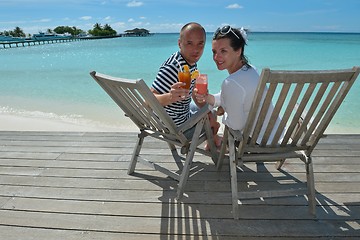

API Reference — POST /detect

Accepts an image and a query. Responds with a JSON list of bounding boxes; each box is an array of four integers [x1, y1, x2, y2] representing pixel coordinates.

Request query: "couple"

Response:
[[151, 22, 259, 149]]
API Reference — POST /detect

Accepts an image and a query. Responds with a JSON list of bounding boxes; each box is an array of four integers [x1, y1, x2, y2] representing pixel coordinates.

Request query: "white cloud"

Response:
[[140, 16, 146, 20], [113, 21, 126, 27], [80, 16, 92, 21], [112, 21, 126, 32], [151, 23, 183, 33], [131, 21, 143, 27], [127, 1, 143, 7], [104, 16, 111, 21], [128, 18, 134, 22], [226, 3, 243, 9], [34, 18, 51, 23]]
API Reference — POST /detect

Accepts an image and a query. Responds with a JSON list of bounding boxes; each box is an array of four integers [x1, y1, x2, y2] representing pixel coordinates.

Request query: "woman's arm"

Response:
[[221, 81, 247, 131]]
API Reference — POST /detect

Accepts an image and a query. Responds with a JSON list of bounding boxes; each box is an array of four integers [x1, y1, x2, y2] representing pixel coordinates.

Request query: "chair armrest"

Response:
[[228, 127, 243, 141], [177, 104, 210, 133]]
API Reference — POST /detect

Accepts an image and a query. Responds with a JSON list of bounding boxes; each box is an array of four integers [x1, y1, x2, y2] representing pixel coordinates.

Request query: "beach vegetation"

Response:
[[1, 24, 151, 40], [0, 26, 26, 37], [88, 23, 117, 36], [53, 26, 84, 36]]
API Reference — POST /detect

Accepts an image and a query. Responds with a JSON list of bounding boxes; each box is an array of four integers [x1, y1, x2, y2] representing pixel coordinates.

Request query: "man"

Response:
[[151, 22, 221, 147], [151, 22, 206, 126]]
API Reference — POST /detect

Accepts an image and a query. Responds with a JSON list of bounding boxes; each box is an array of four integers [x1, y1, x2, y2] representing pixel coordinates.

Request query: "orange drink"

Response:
[[195, 74, 208, 94], [178, 65, 191, 89], [178, 71, 191, 89]]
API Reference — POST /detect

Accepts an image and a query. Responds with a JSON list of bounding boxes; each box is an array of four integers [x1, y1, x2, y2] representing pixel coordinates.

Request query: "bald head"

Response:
[[180, 22, 206, 40], [178, 22, 206, 65]]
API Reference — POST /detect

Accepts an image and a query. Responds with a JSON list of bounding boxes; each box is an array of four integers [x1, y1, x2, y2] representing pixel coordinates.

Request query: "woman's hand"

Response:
[[193, 88, 208, 104], [216, 106, 225, 116]]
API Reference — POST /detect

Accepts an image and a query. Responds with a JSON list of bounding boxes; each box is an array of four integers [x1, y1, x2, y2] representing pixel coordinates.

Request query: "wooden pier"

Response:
[[0, 38, 81, 49], [0, 35, 122, 49], [0, 131, 359, 239]]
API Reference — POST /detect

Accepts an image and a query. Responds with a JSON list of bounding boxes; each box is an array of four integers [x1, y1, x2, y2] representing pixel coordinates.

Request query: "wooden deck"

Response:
[[0, 131, 359, 239]]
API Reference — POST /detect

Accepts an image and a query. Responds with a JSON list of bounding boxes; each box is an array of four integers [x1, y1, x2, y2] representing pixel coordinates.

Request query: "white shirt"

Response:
[[213, 65, 259, 130], [212, 65, 283, 144]]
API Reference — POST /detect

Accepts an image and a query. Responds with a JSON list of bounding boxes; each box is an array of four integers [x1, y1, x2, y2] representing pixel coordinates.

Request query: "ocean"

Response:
[[1, 32, 360, 132]]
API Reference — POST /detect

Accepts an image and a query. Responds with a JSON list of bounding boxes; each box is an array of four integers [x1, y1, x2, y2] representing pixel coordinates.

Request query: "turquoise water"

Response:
[[1, 32, 360, 131]]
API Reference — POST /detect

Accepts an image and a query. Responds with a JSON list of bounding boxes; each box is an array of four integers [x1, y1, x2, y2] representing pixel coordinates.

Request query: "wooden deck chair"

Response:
[[90, 71, 218, 199], [217, 66, 360, 219]]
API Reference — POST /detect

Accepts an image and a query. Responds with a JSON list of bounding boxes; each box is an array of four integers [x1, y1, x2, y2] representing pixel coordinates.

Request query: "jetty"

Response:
[[0, 35, 123, 49], [0, 38, 82, 49], [0, 131, 359, 239]]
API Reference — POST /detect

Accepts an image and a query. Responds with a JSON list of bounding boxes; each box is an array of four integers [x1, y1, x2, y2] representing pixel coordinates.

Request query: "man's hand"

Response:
[[151, 82, 190, 106], [169, 82, 190, 102]]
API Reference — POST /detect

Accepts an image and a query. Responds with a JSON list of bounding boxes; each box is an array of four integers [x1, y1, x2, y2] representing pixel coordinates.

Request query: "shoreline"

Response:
[[0, 113, 137, 132], [1, 112, 359, 134]]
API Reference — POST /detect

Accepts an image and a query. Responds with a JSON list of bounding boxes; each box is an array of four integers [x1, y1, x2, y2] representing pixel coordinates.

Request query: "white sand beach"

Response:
[[1, 112, 359, 134], [0, 113, 137, 132]]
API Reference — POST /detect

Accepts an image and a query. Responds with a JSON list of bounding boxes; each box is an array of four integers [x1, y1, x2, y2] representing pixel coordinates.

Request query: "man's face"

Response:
[[178, 28, 206, 66]]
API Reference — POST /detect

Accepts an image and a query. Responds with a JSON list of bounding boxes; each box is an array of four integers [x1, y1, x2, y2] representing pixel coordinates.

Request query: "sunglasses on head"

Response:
[[214, 25, 240, 40]]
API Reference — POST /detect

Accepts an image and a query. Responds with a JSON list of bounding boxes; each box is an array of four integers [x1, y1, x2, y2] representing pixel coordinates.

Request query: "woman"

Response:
[[196, 25, 259, 132], [195, 25, 281, 143]]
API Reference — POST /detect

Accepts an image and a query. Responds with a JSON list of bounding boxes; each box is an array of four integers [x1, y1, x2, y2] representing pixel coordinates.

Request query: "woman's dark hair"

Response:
[[213, 26, 250, 67]]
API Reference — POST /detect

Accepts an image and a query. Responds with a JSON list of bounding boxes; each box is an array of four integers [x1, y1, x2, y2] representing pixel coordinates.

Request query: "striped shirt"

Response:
[[152, 51, 197, 126]]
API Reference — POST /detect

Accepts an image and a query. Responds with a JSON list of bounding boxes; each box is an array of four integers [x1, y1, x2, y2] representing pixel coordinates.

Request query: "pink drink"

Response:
[[196, 74, 208, 94]]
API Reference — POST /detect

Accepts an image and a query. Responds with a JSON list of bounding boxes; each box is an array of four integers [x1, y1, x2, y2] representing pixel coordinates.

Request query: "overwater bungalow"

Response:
[[124, 28, 152, 37]]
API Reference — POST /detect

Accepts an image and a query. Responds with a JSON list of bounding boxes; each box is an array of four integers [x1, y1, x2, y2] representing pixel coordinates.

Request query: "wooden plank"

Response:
[[2, 158, 360, 173], [1, 183, 360, 206], [0, 225, 88, 240], [1, 196, 359, 220], [0, 196, 11, 207], [1, 224, 355, 240], [1, 166, 359, 185], [0, 225, 217, 240], [1, 174, 359, 193], [1, 209, 358, 237]]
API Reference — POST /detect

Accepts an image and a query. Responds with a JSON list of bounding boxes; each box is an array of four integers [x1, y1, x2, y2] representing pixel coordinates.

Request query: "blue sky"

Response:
[[1, 0, 359, 34]]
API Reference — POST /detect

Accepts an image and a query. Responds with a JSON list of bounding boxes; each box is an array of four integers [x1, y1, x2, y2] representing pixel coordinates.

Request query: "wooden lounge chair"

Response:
[[90, 71, 218, 199], [217, 66, 360, 219]]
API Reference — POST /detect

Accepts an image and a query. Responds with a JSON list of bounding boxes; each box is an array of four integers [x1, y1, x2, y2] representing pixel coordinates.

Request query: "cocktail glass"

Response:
[[195, 74, 208, 94], [178, 65, 191, 89]]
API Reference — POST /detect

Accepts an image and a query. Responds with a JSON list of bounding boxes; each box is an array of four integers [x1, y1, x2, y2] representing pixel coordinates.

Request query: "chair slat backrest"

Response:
[[240, 67, 360, 156], [90, 71, 178, 135]]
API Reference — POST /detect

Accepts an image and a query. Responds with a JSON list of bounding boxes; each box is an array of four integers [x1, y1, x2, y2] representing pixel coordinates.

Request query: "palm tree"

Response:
[[103, 24, 111, 31], [93, 23, 102, 30], [13, 26, 26, 37]]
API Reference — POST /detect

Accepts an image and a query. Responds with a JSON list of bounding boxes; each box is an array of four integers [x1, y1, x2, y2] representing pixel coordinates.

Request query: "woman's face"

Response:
[[212, 38, 242, 74]]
